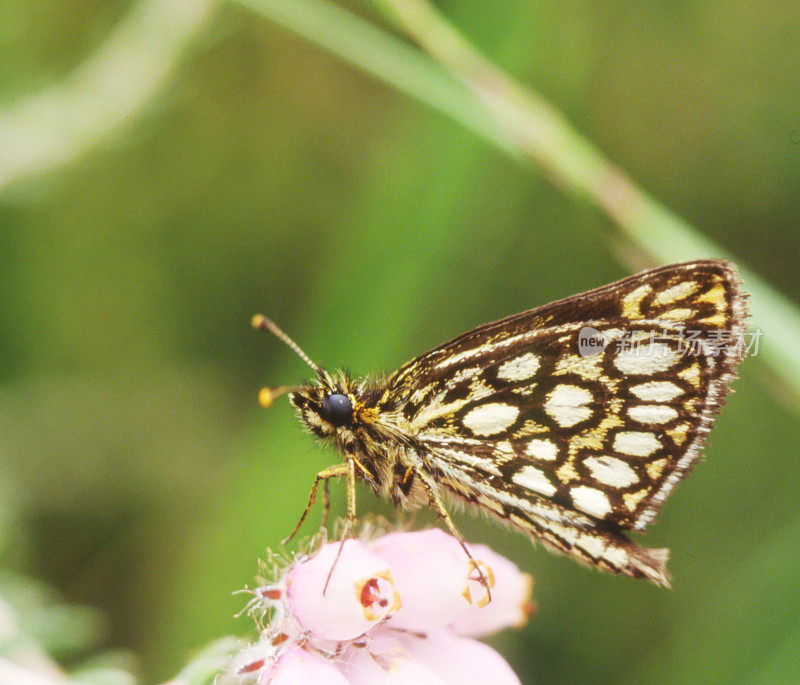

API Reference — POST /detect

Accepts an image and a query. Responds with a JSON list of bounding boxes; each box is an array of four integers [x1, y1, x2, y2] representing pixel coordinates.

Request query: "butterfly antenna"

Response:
[[252, 314, 321, 374]]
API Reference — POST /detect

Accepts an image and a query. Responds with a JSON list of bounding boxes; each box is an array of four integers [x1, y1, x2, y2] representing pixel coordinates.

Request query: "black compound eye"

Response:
[[320, 393, 353, 426]]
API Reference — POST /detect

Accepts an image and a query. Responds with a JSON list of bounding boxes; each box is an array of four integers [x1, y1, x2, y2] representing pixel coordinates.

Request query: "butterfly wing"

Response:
[[376, 260, 749, 583]]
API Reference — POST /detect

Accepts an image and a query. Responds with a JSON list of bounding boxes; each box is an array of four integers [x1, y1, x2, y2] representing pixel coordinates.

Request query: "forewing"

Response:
[[378, 260, 749, 531]]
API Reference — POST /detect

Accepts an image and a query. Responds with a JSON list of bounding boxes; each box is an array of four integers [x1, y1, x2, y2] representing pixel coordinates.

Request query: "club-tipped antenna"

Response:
[[252, 314, 321, 374], [257, 384, 301, 408]]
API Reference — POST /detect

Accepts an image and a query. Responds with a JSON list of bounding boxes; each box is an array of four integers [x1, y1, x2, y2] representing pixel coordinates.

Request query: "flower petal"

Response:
[[371, 529, 482, 631], [286, 540, 400, 640], [400, 629, 521, 685], [449, 544, 535, 637], [339, 636, 446, 685], [262, 646, 349, 684]]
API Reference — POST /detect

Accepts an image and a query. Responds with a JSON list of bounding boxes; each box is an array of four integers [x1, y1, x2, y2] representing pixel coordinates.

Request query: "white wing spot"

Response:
[[614, 343, 681, 374], [621, 284, 651, 317], [601, 545, 630, 568], [628, 404, 679, 425], [462, 403, 519, 436], [544, 384, 593, 427], [584, 456, 639, 488], [548, 520, 579, 547], [630, 381, 683, 402], [493, 440, 514, 454], [410, 386, 433, 405], [653, 280, 698, 305], [434, 348, 482, 370], [571, 486, 612, 518], [512, 465, 557, 497], [497, 352, 541, 381], [613, 431, 661, 457], [524, 438, 559, 461], [662, 308, 695, 321], [577, 533, 606, 558], [445, 366, 481, 388]]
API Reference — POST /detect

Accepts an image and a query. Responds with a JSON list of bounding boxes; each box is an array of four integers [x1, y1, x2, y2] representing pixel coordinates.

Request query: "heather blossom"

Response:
[[223, 527, 534, 684]]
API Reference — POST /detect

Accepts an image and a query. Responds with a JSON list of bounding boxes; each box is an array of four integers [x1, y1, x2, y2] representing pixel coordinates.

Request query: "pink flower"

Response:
[[286, 541, 400, 641], [223, 529, 534, 684]]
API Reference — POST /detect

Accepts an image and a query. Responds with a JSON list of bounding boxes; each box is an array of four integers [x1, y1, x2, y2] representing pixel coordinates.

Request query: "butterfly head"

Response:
[[288, 373, 360, 438], [252, 314, 363, 439]]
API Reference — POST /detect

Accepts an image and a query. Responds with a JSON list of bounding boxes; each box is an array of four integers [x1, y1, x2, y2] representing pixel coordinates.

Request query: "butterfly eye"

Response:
[[320, 393, 353, 426]]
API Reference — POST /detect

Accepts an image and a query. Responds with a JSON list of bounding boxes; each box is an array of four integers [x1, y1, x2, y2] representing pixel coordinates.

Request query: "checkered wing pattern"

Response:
[[373, 261, 748, 584]]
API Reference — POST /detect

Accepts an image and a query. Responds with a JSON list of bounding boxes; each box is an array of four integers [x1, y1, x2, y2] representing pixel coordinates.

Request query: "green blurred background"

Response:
[[1, 1, 799, 683]]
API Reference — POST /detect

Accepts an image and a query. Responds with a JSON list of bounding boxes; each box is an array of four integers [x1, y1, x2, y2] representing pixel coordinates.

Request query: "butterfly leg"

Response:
[[323, 457, 358, 594], [413, 468, 493, 606], [321, 478, 331, 532], [282, 463, 349, 547]]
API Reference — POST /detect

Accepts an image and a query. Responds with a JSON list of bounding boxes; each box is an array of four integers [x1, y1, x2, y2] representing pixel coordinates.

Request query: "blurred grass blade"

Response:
[[0, 0, 218, 193], [233, 0, 800, 406], [231, 0, 516, 157]]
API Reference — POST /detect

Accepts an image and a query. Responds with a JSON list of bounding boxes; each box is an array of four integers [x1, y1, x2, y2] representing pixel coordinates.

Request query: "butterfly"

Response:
[[255, 260, 749, 588]]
